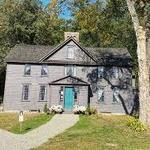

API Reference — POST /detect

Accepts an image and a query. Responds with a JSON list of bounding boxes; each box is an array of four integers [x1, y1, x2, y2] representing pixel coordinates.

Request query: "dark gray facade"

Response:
[[3, 35, 135, 114]]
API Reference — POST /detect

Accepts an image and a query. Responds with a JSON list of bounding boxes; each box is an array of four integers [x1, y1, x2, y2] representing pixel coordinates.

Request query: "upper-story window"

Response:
[[39, 85, 47, 101], [41, 65, 48, 76], [98, 66, 104, 78], [67, 46, 75, 59], [65, 65, 76, 76], [24, 64, 31, 76], [113, 88, 120, 103], [22, 84, 30, 101], [112, 67, 119, 78]]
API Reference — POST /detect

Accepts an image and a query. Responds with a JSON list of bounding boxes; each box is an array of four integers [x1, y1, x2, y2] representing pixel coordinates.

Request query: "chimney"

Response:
[[64, 32, 79, 42]]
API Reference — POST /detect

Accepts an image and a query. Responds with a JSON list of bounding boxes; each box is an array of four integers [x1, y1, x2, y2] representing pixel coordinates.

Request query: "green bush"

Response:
[[126, 117, 146, 132], [86, 107, 97, 115], [43, 104, 49, 114]]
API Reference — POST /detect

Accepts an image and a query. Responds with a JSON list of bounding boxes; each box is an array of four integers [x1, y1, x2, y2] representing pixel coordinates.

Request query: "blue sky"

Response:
[[41, 0, 72, 19]]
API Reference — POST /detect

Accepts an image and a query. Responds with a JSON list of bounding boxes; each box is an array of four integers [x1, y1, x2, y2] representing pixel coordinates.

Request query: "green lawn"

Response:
[[35, 115, 150, 150], [0, 112, 53, 134]]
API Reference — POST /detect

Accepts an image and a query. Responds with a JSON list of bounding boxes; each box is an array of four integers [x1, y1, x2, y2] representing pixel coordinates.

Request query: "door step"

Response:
[[63, 111, 73, 114]]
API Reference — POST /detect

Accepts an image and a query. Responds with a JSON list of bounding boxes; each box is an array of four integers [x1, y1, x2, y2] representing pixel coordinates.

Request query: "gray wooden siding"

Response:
[[3, 41, 134, 113], [47, 41, 94, 63]]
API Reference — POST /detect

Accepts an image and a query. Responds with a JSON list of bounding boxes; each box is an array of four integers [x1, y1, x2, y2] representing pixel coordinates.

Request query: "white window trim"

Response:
[[22, 83, 30, 101], [24, 64, 31, 76], [41, 65, 48, 76], [97, 88, 104, 102], [65, 65, 76, 76], [39, 84, 47, 101], [67, 46, 75, 59]]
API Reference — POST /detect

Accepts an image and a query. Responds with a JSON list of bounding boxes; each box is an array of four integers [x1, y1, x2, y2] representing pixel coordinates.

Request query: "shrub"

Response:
[[86, 107, 97, 115], [43, 104, 49, 114], [126, 117, 146, 132], [73, 105, 86, 114], [49, 105, 64, 114]]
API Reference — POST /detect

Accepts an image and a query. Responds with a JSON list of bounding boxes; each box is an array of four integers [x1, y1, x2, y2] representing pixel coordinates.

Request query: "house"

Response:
[[3, 32, 135, 114]]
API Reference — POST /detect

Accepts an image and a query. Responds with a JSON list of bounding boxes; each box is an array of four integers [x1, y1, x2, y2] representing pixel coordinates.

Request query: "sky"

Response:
[[41, 0, 72, 19]]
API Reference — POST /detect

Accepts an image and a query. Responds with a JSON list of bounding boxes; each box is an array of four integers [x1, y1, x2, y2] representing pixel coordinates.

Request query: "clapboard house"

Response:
[[3, 32, 135, 114]]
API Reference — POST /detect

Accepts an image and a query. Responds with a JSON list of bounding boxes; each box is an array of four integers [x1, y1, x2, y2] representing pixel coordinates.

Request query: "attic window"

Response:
[[67, 46, 74, 59]]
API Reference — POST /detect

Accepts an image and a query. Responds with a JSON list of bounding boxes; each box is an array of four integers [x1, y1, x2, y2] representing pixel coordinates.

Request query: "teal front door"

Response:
[[64, 87, 74, 110]]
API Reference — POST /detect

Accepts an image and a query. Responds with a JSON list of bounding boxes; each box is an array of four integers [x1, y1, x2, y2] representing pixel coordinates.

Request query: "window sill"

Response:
[[23, 75, 31, 77], [112, 102, 120, 105], [21, 100, 30, 102], [38, 101, 47, 102], [40, 75, 48, 77]]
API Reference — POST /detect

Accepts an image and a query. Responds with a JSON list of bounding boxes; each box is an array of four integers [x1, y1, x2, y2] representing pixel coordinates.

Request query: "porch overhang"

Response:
[[49, 75, 90, 86]]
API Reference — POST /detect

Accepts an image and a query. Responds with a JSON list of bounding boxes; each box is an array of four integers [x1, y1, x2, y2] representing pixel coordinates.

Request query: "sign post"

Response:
[[19, 111, 24, 133]]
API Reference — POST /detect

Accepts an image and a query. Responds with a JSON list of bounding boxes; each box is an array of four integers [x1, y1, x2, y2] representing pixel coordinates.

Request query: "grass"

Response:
[[34, 115, 150, 150], [0, 112, 53, 134]]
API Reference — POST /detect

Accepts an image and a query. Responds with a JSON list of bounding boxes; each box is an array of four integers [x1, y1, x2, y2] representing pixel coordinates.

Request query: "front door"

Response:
[[64, 87, 74, 110]]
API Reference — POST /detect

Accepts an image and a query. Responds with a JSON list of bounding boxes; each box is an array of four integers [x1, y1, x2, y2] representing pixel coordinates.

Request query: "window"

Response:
[[39, 85, 47, 101], [41, 65, 48, 76], [98, 66, 104, 77], [59, 86, 64, 101], [24, 64, 31, 75], [74, 87, 79, 100], [112, 67, 119, 78], [113, 88, 120, 103], [98, 88, 104, 102], [22, 84, 29, 101], [65, 65, 76, 76], [67, 46, 74, 59]]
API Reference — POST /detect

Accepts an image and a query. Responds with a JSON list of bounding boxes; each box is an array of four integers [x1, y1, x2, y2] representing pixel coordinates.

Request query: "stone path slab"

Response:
[[0, 114, 79, 150]]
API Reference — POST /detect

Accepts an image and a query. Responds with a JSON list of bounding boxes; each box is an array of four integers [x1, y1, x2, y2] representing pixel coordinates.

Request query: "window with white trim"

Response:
[[97, 88, 104, 102], [41, 65, 48, 76], [112, 67, 119, 78], [22, 84, 30, 101], [24, 64, 31, 75], [67, 46, 74, 59], [113, 88, 120, 103], [98, 66, 104, 77], [65, 65, 76, 76], [39, 85, 47, 101]]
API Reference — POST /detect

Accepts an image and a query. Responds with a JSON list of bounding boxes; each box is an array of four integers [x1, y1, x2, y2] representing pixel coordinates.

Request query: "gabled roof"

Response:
[[39, 37, 97, 63], [5, 38, 132, 67], [49, 75, 89, 85], [5, 44, 55, 63]]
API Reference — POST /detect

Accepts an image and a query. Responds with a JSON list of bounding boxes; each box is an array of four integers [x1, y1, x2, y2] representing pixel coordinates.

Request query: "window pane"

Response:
[[98, 66, 104, 77], [113, 88, 120, 103], [65, 66, 76, 76], [39, 85, 47, 101], [98, 88, 104, 102], [41, 65, 48, 76], [67, 47, 74, 59], [112, 67, 119, 78], [24, 64, 31, 75], [22, 84, 29, 100]]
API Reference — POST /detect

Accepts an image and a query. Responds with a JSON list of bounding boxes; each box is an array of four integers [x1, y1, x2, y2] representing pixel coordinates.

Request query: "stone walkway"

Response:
[[0, 114, 79, 150]]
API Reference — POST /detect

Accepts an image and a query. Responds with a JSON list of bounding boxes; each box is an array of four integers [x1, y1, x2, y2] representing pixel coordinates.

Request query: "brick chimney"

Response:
[[64, 32, 79, 42]]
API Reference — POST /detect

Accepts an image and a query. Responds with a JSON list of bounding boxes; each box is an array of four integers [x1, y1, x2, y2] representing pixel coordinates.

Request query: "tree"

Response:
[[0, 0, 65, 99], [126, 0, 150, 124]]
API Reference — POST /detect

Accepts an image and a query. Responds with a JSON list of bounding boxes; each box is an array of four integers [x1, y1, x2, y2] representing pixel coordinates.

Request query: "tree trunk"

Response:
[[126, 0, 150, 124]]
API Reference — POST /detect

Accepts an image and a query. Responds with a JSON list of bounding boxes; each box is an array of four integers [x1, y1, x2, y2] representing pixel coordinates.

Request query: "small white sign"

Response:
[[19, 111, 24, 122]]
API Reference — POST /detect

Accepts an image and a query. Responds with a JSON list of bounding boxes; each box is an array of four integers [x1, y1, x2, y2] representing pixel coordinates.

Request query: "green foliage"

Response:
[[86, 106, 97, 115], [35, 115, 150, 150], [43, 104, 49, 113], [127, 117, 146, 132], [11, 113, 53, 134]]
